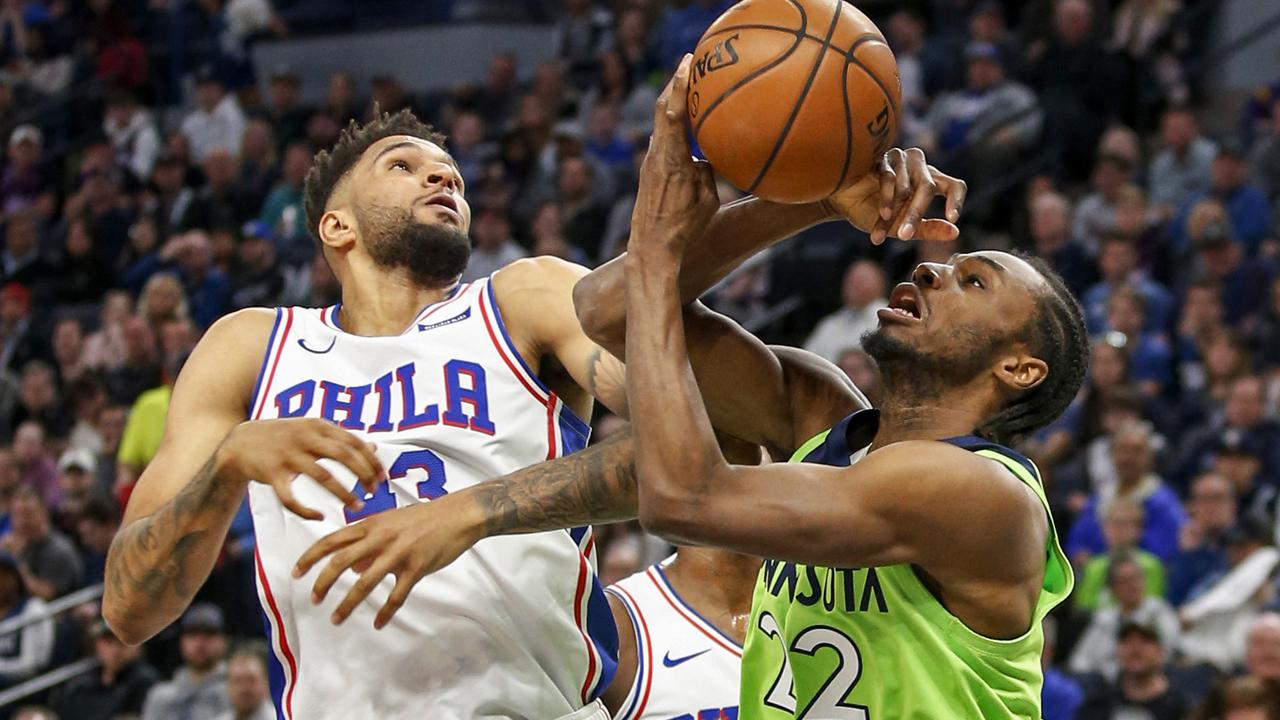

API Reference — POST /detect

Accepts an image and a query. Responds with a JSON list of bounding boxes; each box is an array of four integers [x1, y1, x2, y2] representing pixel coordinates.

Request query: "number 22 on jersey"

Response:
[[757, 611, 869, 719]]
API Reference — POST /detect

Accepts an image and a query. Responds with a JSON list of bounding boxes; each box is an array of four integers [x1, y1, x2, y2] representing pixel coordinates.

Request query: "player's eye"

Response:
[[391, 160, 410, 172], [964, 274, 984, 289]]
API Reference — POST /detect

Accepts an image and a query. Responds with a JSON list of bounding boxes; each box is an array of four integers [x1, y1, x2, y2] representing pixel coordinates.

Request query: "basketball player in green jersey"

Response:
[[612, 56, 1084, 718]]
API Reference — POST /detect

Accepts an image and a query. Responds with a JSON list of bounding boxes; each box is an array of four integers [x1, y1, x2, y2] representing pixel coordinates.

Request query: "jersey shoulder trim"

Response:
[[648, 566, 743, 656], [607, 586, 652, 720]]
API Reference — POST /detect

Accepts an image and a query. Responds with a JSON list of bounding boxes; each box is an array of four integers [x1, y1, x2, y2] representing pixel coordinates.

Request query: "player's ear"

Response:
[[996, 353, 1048, 393], [318, 208, 357, 253]]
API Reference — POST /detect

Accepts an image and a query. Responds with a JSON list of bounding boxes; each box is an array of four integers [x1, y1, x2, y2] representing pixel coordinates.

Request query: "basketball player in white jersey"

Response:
[[101, 105, 947, 718], [602, 438, 761, 720], [605, 548, 759, 720]]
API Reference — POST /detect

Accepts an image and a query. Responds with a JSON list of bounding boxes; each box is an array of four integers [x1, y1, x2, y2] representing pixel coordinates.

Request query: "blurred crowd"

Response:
[[0, 0, 1272, 718]]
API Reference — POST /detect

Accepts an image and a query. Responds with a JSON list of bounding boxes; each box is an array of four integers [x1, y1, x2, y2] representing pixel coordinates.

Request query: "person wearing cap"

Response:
[[1179, 516, 1280, 671], [0, 553, 53, 689], [0, 124, 43, 216], [49, 619, 159, 720], [53, 445, 100, 525], [1076, 620, 1188, 720], [229, 221, 284, 310], [1069, 551, 1182, 680], [1172, 140, 1271, 255], [141, 603, 231, 720], [180, 66, 247, 164]]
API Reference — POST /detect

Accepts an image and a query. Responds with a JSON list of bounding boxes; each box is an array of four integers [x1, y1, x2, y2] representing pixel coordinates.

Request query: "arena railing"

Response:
[[0, 584, 104, 709]]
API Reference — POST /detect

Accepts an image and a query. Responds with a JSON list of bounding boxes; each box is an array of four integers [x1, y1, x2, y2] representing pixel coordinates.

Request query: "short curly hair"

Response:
[[303, 109, 448, 243]]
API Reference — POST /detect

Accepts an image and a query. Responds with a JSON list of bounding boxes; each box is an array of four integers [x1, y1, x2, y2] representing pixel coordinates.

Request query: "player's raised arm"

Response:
[[573, 55, 965, 455], [103, 310, 384, 644]]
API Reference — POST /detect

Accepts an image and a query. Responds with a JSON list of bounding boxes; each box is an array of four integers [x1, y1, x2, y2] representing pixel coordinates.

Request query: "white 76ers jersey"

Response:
[[247, 278, 617, 719], [607, 558, 741, 720]]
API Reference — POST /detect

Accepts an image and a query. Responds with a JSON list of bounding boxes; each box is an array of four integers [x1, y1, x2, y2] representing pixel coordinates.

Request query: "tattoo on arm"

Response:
[[105, 456, 243, 611], [585, 346, 628, 416], [471, 430, 637, 536]]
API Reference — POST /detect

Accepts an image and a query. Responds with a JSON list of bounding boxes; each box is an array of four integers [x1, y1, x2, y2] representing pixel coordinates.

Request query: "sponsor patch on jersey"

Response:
[[418, 307, 471, 332]]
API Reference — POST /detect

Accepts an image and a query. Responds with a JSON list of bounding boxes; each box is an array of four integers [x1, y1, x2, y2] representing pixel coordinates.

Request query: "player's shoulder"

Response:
[[491, 255, 591, 293], [862, 440, 1040, 512], [187, 308, 281, 376], [203, 307, 279, 343]]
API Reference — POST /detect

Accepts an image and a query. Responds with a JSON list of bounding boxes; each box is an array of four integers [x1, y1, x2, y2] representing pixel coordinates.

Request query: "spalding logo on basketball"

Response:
[[686, 0, 902, 204]]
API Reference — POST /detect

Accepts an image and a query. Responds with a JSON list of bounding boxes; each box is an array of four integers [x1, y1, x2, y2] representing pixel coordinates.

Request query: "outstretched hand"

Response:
[[629, 53, 719, 258], [825, 148, 967, 245]]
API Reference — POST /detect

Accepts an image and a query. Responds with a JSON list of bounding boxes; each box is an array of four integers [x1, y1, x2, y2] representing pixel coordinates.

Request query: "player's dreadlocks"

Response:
[[975, 252, 1089, 447], [303, 108, 448, 244]]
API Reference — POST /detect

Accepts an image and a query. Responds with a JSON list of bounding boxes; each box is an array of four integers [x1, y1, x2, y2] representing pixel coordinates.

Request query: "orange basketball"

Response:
[[686, 0, 901, 204]]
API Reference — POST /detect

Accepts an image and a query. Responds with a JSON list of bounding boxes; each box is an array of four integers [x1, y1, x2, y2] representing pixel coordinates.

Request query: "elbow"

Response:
[[572, 274, 622, 350], [635, 475, 714, 545], [101, 597, 149, 646]]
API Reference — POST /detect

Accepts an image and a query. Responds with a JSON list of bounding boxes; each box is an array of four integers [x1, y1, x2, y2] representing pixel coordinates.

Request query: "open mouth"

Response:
[[878, 283, 924, 324], [422, 193, 460, 215]]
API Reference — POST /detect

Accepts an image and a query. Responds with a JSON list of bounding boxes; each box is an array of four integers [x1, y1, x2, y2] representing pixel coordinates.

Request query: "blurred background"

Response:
[[0, 0, 1276, 718]]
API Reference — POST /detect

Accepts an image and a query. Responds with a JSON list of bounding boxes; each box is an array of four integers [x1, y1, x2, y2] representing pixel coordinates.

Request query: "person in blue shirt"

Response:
[[1083, 234, 1174, 335], [1104, 285, 1173, 397], [1067, 420, 1187, 564], [1172, 142, 1272, 255], [656, 0, 732, 70], [1166, 472, 1235, 606], [1042, 615, 1083, 720]]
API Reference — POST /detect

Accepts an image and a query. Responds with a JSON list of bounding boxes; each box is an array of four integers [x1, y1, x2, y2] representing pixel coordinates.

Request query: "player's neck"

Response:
[[336, 268, 456, 336], [663, 553, 759, 632], [870, 383, 992, 451]]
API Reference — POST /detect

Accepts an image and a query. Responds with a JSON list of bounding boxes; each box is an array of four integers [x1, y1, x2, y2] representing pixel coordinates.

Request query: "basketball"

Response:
[[686, 0, 902, 204]]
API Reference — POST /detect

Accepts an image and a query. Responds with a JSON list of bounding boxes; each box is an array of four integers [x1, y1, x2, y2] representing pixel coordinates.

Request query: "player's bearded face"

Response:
[[357, 202, 471, 288], [861, 321, 1011, 398]]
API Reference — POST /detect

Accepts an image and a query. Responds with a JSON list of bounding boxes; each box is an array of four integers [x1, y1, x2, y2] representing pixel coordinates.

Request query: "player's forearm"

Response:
[[103, 454, 247, 644], [461, 429, 638, 537], [574, 196, 832, 353], [624, 250, 727, 539]]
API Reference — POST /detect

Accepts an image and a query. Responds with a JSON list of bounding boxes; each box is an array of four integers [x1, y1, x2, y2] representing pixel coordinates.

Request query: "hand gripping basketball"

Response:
[[630, 54, 720, 256]]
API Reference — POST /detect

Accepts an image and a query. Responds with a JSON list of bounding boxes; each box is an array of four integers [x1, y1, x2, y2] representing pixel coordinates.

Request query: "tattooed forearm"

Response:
[[469, 430, 638, 536], [104, 455, 245, 640], [585, 346, 629, 417]]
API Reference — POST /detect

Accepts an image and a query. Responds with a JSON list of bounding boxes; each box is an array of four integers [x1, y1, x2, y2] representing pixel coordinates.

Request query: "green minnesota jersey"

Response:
[[740, 410, 1073, 719]]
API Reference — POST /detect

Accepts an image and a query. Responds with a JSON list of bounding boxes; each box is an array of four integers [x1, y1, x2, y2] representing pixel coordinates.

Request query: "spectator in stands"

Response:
[[191, 150, 257, 230], [1176, 143, 1272, 255], [1169, 473, 1238, 606], [75, 496, 118, 587], [1149, 106, 1216, 220], [1083, 235, 1174, 335], [462, 207, 526, 283], [322, 71, 360, 126], [103, 88, 160, 186], [229, 221, 284, 310], [1243, 614, 1280, 686], [0, 553, 52, 688], [1190, 675, 1276, 720], [577, 50, 657, 146], [1073, 156, 1134, 252], [237, 118, 277, 203], [1177, 376, 1280, 491], [53, 445, 97, 521], [116, 349, 184, 506], [54, 217, 112, 305], [61, 374, 104, 456], [0, 282, 38, 374], [264, 68, 310, 153], [836, 348, 881, 407], [554, 0, 613, 90], [1069, 553, 1181, 679], [181, 68, 246, 163], [0, 125, 43, 217], [920, 41, 1041, 202], [103, 315, 159, 406], [1174, 284, 1230, 406], [137, 272, 190, 336], [1077, 621, 1188, 720], [555, 155, 608, 261], [1041, 616, 1083, 720], [1024, 0, 1117, 182], [1102, 287, 1172, 397], [51, 619, 159, 720], [447, 111, 494, 184], [529, 200, 588, 265], [613, 8, 656, 84], [213, 644, 273, 720], [584, 103, 635, 181], [14, 361, 70, 439], [1026, 191, 1096, 297], [1185, 200, 1270, 325], [1249, 97, 1280, 203], [1075, 498, 1166, 611], [2, 212, 53, 293], [1, 485, 82, 600], [63, 143, 132, 262], [159, 231, 230, 329], [258, 140, 312, 268], [1247, 276, 1280, 371], [803, 260, 887, 363], [1179, 517, 1280, 671], [13, 421, 56, 507], [92, 404, 125, 495], [142, 604, 231, 720], [1067, 420, 1186, 563]]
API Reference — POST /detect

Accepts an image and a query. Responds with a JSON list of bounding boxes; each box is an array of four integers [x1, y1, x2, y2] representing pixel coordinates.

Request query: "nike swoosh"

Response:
[[662, 648, 710, 668], [298, 337, 337, 354]]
